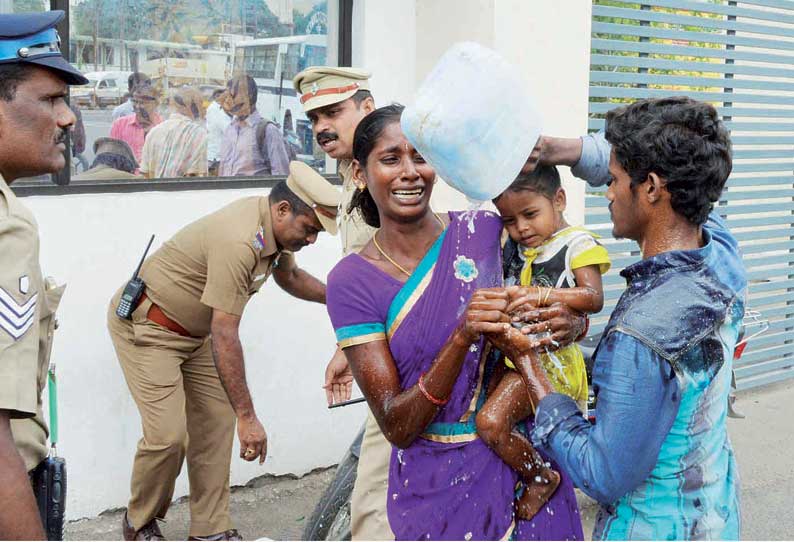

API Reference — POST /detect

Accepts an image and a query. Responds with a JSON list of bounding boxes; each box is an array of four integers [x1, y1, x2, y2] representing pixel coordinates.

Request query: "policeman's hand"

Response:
[[237, 415, 267, 465], [324, 347, 354, 406]]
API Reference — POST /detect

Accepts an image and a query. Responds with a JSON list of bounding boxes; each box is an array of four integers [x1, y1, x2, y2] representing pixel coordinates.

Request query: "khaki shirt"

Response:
[[0, 175, 51, 470], [71, 164, 139, 181], [140, 196, 287, 337], [338, 159, 377, 255]]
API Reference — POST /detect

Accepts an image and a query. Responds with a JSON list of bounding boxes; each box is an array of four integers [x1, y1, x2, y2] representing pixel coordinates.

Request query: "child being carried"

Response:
[[475, 165, 611, 520]]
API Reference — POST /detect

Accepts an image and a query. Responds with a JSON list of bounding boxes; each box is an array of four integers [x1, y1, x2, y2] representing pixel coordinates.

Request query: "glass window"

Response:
[[66, 0, 340, 184], [0, 0, 47, 14]]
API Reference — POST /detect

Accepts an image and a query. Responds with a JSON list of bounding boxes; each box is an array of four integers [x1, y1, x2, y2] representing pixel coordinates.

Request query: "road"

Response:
[[66, 379, 794, 540]]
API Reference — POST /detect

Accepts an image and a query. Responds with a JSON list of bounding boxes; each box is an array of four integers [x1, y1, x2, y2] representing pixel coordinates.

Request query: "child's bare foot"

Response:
[[516, 467, 561, 520]]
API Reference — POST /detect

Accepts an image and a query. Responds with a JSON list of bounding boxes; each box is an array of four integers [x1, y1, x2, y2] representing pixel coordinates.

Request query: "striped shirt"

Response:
[[140, 113, 208, 178]]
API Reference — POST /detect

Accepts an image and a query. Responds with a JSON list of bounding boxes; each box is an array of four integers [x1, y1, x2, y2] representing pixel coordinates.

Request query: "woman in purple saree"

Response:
[[326, 105, 582, 540]]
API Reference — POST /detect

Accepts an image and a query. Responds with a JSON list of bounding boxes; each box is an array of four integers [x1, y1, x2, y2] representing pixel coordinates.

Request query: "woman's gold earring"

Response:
[[356, 182, 366, 191]]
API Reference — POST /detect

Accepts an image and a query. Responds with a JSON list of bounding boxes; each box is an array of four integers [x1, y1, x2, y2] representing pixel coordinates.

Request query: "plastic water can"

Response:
[[402, 42, 543, 201]]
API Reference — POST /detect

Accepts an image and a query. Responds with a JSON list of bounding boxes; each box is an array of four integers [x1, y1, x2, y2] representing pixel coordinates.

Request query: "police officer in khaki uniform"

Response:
[[0, 10, 87, 539], [294, 67, 394, 541], [107, 161, 340, 541]]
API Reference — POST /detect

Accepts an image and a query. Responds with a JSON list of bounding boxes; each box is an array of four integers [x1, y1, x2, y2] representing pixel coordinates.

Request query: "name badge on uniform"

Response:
[[252, 227, 266, 251]]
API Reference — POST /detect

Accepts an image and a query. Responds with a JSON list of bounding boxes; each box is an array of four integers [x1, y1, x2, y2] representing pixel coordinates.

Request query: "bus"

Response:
[[233, 34, 327, 162]]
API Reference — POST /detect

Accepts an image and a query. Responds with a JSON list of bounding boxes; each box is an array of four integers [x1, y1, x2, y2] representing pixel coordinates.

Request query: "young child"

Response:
[[475, 164, 611, 520]]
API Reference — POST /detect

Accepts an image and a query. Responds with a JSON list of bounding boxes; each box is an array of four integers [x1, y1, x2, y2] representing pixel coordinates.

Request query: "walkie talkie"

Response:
[[115, 234, 155, 319]]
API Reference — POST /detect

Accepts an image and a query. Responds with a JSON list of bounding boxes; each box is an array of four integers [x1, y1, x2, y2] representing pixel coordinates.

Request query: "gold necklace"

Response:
[[373, 213, 446, 277]]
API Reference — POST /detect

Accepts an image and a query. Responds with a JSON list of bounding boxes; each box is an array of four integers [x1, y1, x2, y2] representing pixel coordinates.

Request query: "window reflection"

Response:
[[68, 0, 335, 181]]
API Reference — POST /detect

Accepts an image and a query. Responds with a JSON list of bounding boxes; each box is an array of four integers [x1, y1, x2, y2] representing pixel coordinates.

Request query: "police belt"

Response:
[[137, 292, 196, 338]]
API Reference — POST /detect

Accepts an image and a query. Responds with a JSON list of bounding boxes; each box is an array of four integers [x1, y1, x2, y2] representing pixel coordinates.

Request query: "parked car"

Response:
[[71, 71, 132, 109]]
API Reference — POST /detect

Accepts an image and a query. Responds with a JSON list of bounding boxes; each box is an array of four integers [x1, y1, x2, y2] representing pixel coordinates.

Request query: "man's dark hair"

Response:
[[350, 89, 373, 107], [605, 96, 732, 226], [493, 164, 561, 202], [349, 103, 405, 229], [91, 152, 136, 173], [228, 74, 257, 105], [128, 72, 150, 92], [0, 64, 34, 101], [269, 180, 313, 216]]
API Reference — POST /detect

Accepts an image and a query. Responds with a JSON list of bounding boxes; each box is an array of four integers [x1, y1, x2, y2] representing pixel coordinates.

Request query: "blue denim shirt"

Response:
[[531, 132, 747, 540]]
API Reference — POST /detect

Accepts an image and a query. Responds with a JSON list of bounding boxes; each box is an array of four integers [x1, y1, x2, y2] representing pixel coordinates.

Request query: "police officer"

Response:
[[107, 162, 340, 541], [0, 10, 87, 539], [293, 67, 393, 540]]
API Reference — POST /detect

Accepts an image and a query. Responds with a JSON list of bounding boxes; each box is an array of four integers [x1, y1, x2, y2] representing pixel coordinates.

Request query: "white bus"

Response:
[[233, 34, 327, 160]]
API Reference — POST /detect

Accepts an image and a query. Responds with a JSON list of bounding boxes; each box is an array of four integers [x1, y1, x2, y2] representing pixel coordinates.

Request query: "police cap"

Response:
[[293, 66, 371, 113], [286, 161, 341, 235], [0, 10, 88, 85]]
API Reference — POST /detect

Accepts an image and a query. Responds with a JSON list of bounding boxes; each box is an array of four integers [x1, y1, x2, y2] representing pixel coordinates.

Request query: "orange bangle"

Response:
[[417, 373, 449, 406]]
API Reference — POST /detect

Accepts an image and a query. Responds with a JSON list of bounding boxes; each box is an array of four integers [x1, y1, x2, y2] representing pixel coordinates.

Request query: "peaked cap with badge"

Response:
[[293, 66, 371, 113], [286, 161, 341, 235], [0, 10, 88, 85]]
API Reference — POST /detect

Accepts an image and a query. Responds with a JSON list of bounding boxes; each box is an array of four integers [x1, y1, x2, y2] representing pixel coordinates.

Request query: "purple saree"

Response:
[[327, 211, 582, 541]]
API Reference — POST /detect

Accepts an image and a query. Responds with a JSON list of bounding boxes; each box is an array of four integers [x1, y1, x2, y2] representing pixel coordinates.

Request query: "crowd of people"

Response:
[[1, 10, 746, 542], [73, 71, 298, 182]]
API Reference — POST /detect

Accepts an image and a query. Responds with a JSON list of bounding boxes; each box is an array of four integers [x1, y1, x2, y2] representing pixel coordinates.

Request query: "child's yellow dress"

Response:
[[503, 226, 611, 412]]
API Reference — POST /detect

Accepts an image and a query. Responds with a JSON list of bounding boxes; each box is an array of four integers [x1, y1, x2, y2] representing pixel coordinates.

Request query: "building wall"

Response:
[[27, 188, 361, 519]]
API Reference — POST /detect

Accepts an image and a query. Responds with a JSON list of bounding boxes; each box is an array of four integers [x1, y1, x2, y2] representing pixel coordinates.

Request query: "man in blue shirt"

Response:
[[496, 96, 746, 540]]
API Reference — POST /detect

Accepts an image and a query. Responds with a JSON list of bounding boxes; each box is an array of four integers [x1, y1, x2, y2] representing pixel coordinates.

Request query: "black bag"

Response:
[[31, 456, 67, 541]]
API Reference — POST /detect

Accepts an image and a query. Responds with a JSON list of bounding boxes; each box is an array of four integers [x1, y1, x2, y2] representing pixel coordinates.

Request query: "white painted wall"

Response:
[[356, 0, 593, 222], [28, 188, 362, 520], [492, 1, 593, 225]]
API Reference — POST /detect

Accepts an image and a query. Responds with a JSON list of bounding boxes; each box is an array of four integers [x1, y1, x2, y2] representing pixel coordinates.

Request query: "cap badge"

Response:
[[311, 82, 320, 95]]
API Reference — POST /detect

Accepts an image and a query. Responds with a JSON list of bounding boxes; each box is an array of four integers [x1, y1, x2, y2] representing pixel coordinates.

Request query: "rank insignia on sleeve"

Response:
[[252, 227, 266, 251], [0, 285, 38, 340], [19, 275, 29, 294]]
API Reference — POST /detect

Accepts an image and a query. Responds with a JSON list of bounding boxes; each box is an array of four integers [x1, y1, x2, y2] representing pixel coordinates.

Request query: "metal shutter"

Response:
[[586, 0, 794, 389]]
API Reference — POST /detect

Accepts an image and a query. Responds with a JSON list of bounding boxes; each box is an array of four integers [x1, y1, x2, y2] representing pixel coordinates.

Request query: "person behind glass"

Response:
[[70, 103, 86, 157], [113, 71, 151, 121], [206, 88, 232, 176], [0, 10, 88, 539], [110, 82, 163, 164], [293, 66, 392, 540], [108, 162, 340, 541], [72, 137, 139, 181], [495, 97, 745, 540], [140, 86, 208, 179], [218, 74, 290, 177]]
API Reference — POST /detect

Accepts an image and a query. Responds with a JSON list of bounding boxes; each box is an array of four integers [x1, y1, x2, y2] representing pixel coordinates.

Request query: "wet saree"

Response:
[[327, 211, 583, 541]]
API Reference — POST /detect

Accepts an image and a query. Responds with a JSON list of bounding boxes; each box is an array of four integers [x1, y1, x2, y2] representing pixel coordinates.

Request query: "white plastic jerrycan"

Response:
[[402, 41, 543, 201]]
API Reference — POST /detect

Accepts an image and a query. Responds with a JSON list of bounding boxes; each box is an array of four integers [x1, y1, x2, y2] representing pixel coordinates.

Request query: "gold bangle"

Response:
[[543, 287, 553, 306]]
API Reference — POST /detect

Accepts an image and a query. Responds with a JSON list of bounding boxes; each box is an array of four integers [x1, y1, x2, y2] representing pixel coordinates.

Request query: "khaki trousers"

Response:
[[350, 409, 395, 540], [107, 295, 235, 537]]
